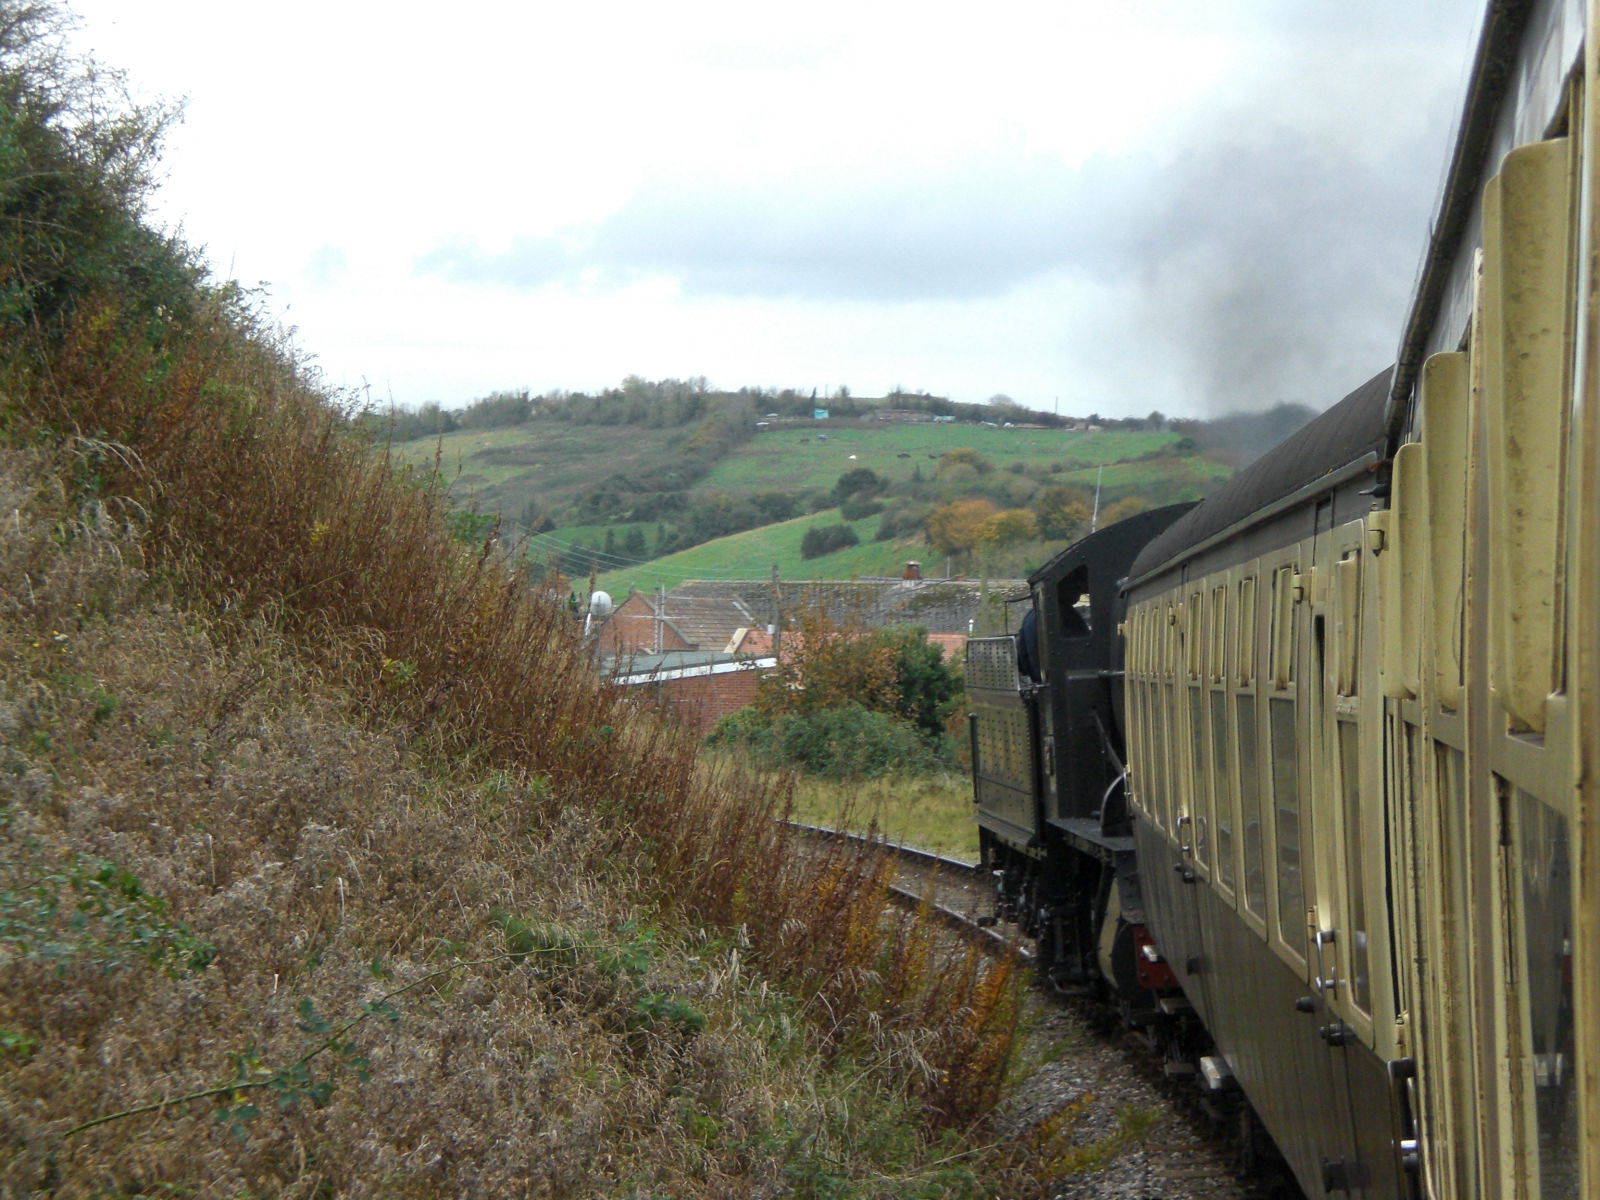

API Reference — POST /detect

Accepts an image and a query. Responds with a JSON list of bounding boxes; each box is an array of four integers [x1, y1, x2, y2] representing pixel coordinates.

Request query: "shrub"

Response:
[[711, 704, 949, 779], [874, 499, 930, 541], [839, 496, 884, 521], [935, 448, 993, 476], [829, 466, 885, 506], [775, 705, 948, 778], [800, 523, 860, 559]]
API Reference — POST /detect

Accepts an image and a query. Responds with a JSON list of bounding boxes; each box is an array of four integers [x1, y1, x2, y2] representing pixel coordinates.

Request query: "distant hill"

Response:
[[385, 386, 1245, 590], [591, 506, 926, 596], [378, 385, 1361, 593]]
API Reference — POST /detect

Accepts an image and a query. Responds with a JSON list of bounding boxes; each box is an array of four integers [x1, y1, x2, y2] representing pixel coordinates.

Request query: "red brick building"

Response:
[[608, 651, 774, 735], [595, 593, 757, 656], [598, 577, 993, 734]]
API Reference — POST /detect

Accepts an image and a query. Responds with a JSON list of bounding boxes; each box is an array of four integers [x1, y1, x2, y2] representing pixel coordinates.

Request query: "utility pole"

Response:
[[769, 564, 782, 659]]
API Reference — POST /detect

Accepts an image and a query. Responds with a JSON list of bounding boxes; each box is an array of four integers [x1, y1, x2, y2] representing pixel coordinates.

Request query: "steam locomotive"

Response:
[[968, 4, 1597, 1197]]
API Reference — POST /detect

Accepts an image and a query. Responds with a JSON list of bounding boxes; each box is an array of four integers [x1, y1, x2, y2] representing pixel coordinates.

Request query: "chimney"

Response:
[[903, 561, 923, 581]]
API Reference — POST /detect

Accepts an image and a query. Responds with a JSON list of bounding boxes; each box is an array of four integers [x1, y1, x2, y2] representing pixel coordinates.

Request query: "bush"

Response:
[[874, 499, 931, 542], [710, 704, 949, 779], [777, 705, 949, 778], [800, 523, 860, 559], [829, 467, 886, 506], [839, 496, 884, 521], [704, 706, 775, 755]]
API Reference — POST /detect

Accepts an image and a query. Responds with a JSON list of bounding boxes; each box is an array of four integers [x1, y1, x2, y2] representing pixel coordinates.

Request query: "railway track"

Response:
[[780, 820, 1026, 960], [783, 820, 1289, 1200]]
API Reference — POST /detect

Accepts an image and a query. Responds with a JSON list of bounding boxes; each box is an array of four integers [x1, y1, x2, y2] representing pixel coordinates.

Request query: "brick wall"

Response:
[[652, 667, 762, 735]]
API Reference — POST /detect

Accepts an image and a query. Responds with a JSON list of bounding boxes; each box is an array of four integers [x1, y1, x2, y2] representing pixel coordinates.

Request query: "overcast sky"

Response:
[[68, 1, 1484, 418]]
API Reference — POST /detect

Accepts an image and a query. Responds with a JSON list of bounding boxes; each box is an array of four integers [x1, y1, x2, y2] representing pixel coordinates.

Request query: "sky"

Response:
[[67, 1, 1485, 418]]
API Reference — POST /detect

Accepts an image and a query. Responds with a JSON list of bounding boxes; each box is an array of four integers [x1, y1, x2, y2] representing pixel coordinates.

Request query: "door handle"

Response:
[[1313, 928, 1340, 993]]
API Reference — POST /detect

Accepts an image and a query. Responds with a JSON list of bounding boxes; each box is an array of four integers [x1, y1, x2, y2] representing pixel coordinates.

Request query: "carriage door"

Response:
[[1305, 509, 1376, 1195]]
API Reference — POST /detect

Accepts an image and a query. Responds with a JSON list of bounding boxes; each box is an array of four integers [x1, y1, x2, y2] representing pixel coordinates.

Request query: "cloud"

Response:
[[304, 244, 349, 289], [408, 0, 1480, 412], [414, 150, 1137, 302], [1105, 39, 1466, 412]]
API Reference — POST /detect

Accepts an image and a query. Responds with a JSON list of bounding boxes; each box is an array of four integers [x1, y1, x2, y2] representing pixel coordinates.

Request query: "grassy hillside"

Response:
[[699, 423, 1177, 492], [576, 448, 1227, 595], [403, 419, 1181, 512], [388, 388, 1319, 597], [594, 508, 928, 596], [410, 420, 690, 520], [0, 8, 1102, 1195]]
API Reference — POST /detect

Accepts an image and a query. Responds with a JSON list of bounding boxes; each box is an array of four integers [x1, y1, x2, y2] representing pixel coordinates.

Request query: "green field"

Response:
[[702, 423, 1179, 493], [393, 422, 689, 514], [395, 420, 1182, 513], [1050, 454, 1232, 494], [594, 507, 928, 595], [392, 417, 1231, 594]]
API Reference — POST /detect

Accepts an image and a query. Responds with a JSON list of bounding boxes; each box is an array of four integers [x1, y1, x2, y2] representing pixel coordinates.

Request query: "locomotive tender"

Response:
[[968, 3, 1599, 1197]]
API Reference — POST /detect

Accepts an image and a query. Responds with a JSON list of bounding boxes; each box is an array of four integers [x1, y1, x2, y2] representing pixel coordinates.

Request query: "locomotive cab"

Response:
[[968, 504, 1194, 992]]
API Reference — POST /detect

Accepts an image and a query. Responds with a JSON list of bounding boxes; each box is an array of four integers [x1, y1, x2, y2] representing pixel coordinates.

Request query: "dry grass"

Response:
[[0, 291, 1035, 1195], [787, 772, 980, 860]]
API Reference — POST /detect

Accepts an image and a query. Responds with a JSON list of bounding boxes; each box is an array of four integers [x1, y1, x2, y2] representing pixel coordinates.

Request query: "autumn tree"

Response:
[[926, 497, 1000, 557], [935, 448, 994, 477], [722, 602, 963, 776], [754, 603, 897, 720], [1035, 485, 1093, 541], [978, 508, 1038, 548]]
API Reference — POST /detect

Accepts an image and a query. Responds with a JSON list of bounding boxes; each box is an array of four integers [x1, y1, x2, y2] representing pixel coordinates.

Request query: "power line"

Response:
[[517, 528, 804, 581], [515, 530, 777, 582]]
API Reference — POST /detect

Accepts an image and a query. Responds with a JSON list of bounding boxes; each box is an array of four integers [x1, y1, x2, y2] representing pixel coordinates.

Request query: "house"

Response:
[[598, 578, 1008, 734], [595, 593, 756, 656], [605, 649, 774, 736], [669, 576, 1022, 639]]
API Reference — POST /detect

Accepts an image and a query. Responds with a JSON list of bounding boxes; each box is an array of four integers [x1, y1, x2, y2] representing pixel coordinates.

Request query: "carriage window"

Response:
[[1335, 554, 1361, 697], [1186, 592, 1209, 864], [1237, 694, 1265, 917], [1270, 696, 1305, 957], [1271, 566, 1297, 688], [1157, 604, 1177, 832], [1512, 785, 1577, 1197], [1189, 683, 1209, 866], [1339, 721, 1369, 1012], [1237, 577, 1257, 687], [1164, 684, 1177, 838], [1212, 690, 1234, 891], [1186, 591, 1204, 680], [1209, 585, 1227, 685]]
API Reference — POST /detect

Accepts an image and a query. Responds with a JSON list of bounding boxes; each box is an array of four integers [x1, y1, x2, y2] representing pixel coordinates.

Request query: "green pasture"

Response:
[[595, 508, 930, 596], [703, 423, 1179, 494], [1052, 455, 1233, 500], [391, 423, 688, 507]]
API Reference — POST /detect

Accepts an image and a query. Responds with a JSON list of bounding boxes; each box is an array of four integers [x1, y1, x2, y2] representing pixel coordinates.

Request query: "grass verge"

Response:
[[788, 772, 980, 861]]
